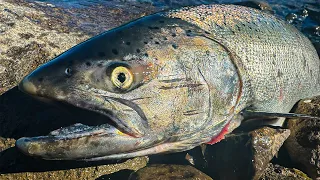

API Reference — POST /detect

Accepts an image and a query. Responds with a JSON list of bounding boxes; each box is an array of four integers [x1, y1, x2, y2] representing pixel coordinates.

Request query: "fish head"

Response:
[[16, 14, 242, 160]]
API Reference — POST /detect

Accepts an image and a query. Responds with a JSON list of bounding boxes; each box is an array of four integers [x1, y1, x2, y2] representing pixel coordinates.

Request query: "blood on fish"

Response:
[[206, 122, 230, 145]]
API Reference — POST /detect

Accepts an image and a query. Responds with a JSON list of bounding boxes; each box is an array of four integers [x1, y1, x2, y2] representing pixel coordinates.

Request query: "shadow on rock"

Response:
[[0, 86, 123, 173]]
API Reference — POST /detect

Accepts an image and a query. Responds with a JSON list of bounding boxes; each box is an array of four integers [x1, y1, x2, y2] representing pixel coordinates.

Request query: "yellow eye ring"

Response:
[[111, 66, 133, 89]]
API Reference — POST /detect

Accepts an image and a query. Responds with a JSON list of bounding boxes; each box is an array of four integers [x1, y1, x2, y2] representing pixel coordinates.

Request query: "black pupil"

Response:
[[118, 73, 126, 83]]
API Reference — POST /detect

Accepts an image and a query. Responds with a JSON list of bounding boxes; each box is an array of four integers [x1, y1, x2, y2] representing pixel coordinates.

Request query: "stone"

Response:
[[0, 157, 148, 180], [234, 1, 274, 14], [285, 96, 320, 179], [197, 127, 290, 180], [260, 163, 311, 180], [0, 137, 15, 152], [128, 164, 212, 180], [0, 0, 155, 95]]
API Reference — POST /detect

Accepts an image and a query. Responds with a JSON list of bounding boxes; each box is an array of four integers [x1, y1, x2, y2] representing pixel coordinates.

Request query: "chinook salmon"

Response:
[[16, 4, 320, 160]]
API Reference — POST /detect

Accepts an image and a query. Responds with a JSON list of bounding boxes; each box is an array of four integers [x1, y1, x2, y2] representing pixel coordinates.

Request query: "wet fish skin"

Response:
[[166, 5, 320, 115], [16, 4, 320, 160]]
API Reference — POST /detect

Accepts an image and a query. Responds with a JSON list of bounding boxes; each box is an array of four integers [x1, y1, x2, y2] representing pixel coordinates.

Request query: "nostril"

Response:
[[65, 68, 72, 77]]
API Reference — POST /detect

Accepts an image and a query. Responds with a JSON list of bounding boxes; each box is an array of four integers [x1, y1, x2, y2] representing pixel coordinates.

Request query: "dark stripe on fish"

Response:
[[159, 83, 204, 90], [183, 110, 204, 116], [130, 97, 152, 101], [159, 78, 188, 83]]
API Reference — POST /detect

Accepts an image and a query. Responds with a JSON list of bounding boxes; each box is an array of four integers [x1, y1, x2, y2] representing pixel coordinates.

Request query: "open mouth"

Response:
[[15, 98, 139, 159], [16, 77, 165, 161], [16, 80, 156, 160]]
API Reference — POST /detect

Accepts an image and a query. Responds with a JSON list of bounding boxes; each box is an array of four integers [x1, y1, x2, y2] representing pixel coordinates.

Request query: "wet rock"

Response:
[[286, 13, 299, 23], [128, 164, 212, 180], [0, 137, 15, 152], [0, 0, 155, 95], [234, 1, 274, 14], [260, 163, 311, 180], [198, 127, 290, 180], [285, 96, 320, 179], [0, 157, 149, 180]]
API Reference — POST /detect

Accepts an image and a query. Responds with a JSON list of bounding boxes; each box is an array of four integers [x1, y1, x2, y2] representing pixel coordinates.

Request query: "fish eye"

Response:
[[111, 66, 133, 89]]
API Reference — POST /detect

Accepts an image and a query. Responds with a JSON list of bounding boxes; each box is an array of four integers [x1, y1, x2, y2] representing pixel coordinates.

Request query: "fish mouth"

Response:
[[15, 96, 161, 160], [16, 79, 161, 160]]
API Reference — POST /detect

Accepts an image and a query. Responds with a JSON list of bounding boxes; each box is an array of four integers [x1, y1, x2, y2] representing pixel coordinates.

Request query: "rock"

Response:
[[128, 164, 212, 180], [0, 0, 155, 179], [260, 163, 311, 180], [0, 0, 155, 95], [0, 137, 15, 152], [0, 157, 148, 180], [234, 1, 274, 14], [197, 127, 290, 180], [285, 96, 320, 179]]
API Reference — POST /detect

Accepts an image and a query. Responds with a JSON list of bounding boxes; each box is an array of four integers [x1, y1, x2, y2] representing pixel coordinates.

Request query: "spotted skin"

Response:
[[16, 5, 320, 160], [164, 4, 320, 114]]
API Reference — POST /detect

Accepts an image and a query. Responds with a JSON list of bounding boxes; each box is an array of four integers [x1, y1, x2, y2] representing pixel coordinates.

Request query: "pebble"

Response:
[[0, 65, 6, 74]]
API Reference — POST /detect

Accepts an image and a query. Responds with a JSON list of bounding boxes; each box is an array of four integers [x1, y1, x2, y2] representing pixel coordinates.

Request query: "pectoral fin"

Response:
[[241, 109, 320, 121]]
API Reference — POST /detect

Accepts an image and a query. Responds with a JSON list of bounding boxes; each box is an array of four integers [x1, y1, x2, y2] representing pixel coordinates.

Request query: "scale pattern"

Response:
[[164, 4, 320, 113]]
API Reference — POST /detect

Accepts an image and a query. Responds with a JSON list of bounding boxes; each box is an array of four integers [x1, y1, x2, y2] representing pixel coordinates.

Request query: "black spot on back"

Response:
[[277, 69, 283, 77], [172, 33, 177, 37], [112, 49, 119, 55], [136, 49, 141, 53], [144, 53, 149, 57], [236, 25, 241, 31], [155, 41, 160, 44], [144, 41, 148, 44], [86, 62, 92, 66], [172, 44, 178, 49]]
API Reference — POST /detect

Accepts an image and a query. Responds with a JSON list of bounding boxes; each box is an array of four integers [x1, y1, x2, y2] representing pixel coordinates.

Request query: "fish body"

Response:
[[16, 4, 320, 160]]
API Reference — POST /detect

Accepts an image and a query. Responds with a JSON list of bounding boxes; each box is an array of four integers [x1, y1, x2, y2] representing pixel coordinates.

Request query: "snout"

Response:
[[19, 75, 38, 96]]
